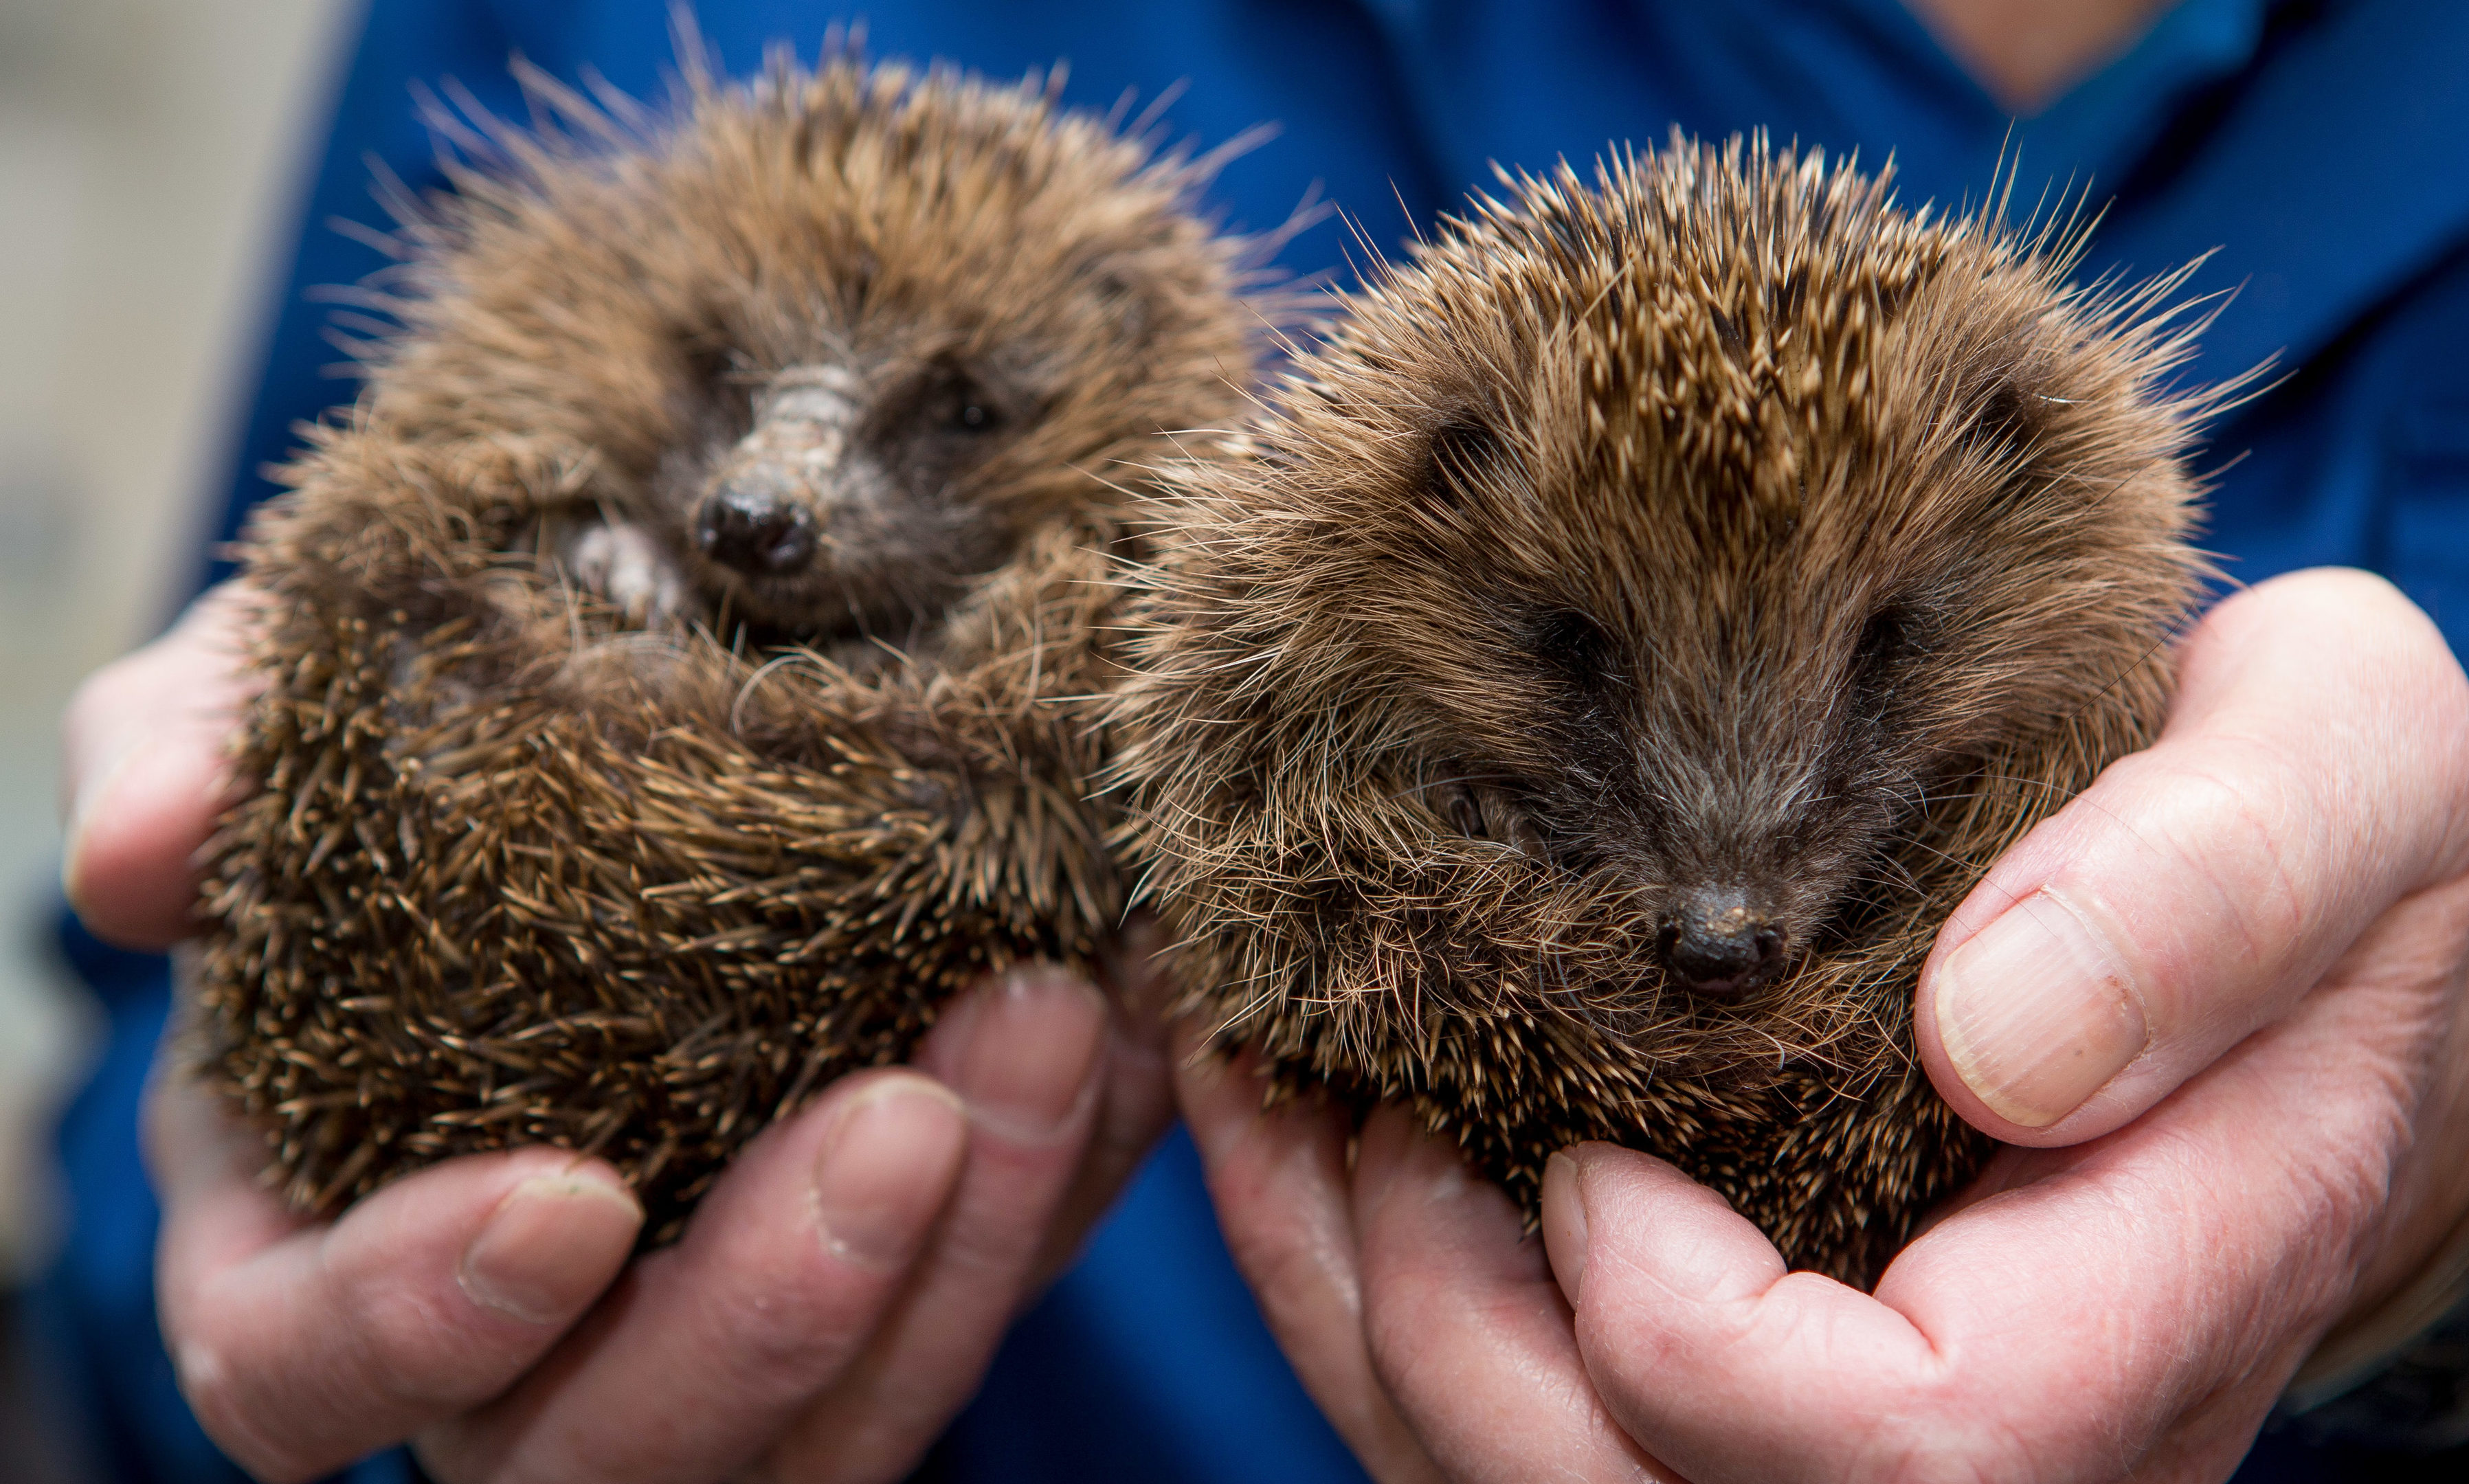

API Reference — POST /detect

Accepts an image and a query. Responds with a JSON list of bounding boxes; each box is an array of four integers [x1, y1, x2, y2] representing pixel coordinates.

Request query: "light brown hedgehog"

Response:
[[194, 50, 1258, 1237], [1113, 135, 2221, 1288]]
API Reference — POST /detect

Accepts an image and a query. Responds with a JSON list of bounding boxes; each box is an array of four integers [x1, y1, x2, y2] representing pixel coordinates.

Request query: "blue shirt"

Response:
[[41, 2, 2469, 1479]]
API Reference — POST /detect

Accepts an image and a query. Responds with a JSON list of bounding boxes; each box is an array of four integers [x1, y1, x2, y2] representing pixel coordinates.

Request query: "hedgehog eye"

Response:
[[1849, 605, 1922, 709], [671, 345, 759, 440], [1530, 607, 1616, 689], [1974, 379, 2027, 451], [913, 362, 1006, 438], [944, 373, 1001, 434], [1425, 412, 1501, 507]]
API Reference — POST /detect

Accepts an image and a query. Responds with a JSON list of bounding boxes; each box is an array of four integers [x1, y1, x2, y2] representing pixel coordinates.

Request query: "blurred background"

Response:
[[1, 1, 352, 1472]]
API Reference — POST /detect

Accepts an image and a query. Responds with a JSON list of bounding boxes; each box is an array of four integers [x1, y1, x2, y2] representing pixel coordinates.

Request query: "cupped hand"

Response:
[[67, 585, 1178, 1484], [1179, 567, 2469, 1483]]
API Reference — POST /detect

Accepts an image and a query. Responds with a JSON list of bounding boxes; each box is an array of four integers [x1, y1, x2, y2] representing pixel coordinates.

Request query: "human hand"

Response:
[[1178, 567, 2469, 1483], [67, 585, 1176, 1484]]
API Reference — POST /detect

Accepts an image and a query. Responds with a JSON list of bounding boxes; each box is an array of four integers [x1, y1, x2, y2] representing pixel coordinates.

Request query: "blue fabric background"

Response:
[[39, 2, 2469, 1478]]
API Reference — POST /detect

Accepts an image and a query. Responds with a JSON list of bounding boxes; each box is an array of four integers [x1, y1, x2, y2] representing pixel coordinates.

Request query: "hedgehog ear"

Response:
[[1960, 339, 2059, 484], [1087, 265, 1154, 348], [1972, 376, 2033, 458], [1425, 410, 1502, 508], [1527, 605, 1616, 691]]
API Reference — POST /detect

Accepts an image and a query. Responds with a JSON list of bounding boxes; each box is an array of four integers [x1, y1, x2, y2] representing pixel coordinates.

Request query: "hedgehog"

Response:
[[1112, 135, 2222, 1288], [193, 49, 1258, 1238]]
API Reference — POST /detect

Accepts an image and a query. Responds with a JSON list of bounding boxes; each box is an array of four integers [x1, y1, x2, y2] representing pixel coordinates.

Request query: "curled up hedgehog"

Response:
[[1113, 135, 2224, 1288], [194, 52, 1258, 1237]]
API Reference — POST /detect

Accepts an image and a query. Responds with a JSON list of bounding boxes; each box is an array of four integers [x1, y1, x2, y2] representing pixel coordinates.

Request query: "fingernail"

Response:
[[949, 965, 1106, 1143], [811, 1075, 967, 1268], [459, 1171, 644, 1324], [1544, 1151, 1588, 1303], [1936, 889, 2147, 1128]]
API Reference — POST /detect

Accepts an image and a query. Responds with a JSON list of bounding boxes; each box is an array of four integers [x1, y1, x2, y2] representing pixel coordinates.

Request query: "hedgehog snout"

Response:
[[1655, 884, 1788, 1000], [696, 473, 819, 576], [693, 370, 867, 576]]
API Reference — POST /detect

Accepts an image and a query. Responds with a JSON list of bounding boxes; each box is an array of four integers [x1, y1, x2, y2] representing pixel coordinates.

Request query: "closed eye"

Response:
[[1530, 606, 1618, 690], [1849, 604, 1924, 712]]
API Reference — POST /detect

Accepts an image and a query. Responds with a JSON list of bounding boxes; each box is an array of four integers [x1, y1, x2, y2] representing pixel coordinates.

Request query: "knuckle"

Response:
[[2102, 745, 2321, 974], [341, 1282, 481, 1413], [175, 1338, 318, 1484], [58, 666, 115, 749], [1359, 1261, 1464, 1393], [58, 652, 152, 768], [921, 1195, 1040, 1279], [319, 1226, 502, 1417], [1237, 1226, 1345, 1329], [700, 1263, 874, 1377]]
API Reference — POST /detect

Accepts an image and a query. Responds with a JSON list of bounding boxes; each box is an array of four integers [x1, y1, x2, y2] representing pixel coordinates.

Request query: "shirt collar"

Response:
[[2019, 0, 2275, 184]]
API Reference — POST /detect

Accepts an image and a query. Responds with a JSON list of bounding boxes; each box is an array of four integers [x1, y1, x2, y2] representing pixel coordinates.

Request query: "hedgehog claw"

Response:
[[568, 519, 688, 627]]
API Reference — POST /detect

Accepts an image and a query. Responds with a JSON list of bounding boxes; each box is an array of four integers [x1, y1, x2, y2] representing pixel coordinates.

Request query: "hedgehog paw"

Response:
[[566, 519, 688, 627]]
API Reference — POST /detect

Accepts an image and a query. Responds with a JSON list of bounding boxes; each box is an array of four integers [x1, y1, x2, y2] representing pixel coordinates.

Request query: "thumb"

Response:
[[1918, 567, 2469, 1145], [61, 583, 264, 950]]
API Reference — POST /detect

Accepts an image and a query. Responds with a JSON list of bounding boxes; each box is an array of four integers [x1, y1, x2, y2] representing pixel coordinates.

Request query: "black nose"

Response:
[[1657, 885, 1787, 998], [696, 478, 817, 575]]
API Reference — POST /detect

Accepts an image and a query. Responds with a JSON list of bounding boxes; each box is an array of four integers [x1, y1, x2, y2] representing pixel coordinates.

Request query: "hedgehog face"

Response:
[[1379, 379, 2086, 999], [653, 350, 1040, 640], [364, 57, 1251, 651], [1115, 138, 2206, 1279], [1362, 313, 2190, 998], [1169, 143, 2204, 1004]]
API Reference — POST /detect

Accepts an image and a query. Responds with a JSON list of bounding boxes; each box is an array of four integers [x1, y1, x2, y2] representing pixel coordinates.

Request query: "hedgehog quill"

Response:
[[1114, 136, 2224, 1288], [195, 51, 1258, 1237]]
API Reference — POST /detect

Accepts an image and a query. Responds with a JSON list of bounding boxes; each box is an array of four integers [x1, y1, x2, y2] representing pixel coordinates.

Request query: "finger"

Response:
[[1354, 1108, 1672, 1483], [761, 964, 1110, 1481], [1547, 1145, 1947, 1484], [1176, 1031, 1446, 1484], [423, 1068, 968, 1483], [1030, 919, 1180, 1286], [1560, 943, 2431, 1484], [1919, 567, 2469, 1143], [146, 1058, 640, 1483], [61, 584, 265, 949]]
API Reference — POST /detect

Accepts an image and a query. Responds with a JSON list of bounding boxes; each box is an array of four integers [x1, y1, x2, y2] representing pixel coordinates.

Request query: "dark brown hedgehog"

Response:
[[1113, 135, 2222, 1288], [194, 50, 1258, 1237]]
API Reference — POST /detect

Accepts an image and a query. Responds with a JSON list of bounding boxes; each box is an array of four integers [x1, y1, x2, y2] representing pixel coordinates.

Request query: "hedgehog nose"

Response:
[[1657, 886, 1787, 998], [697, 476, 817, 576]]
